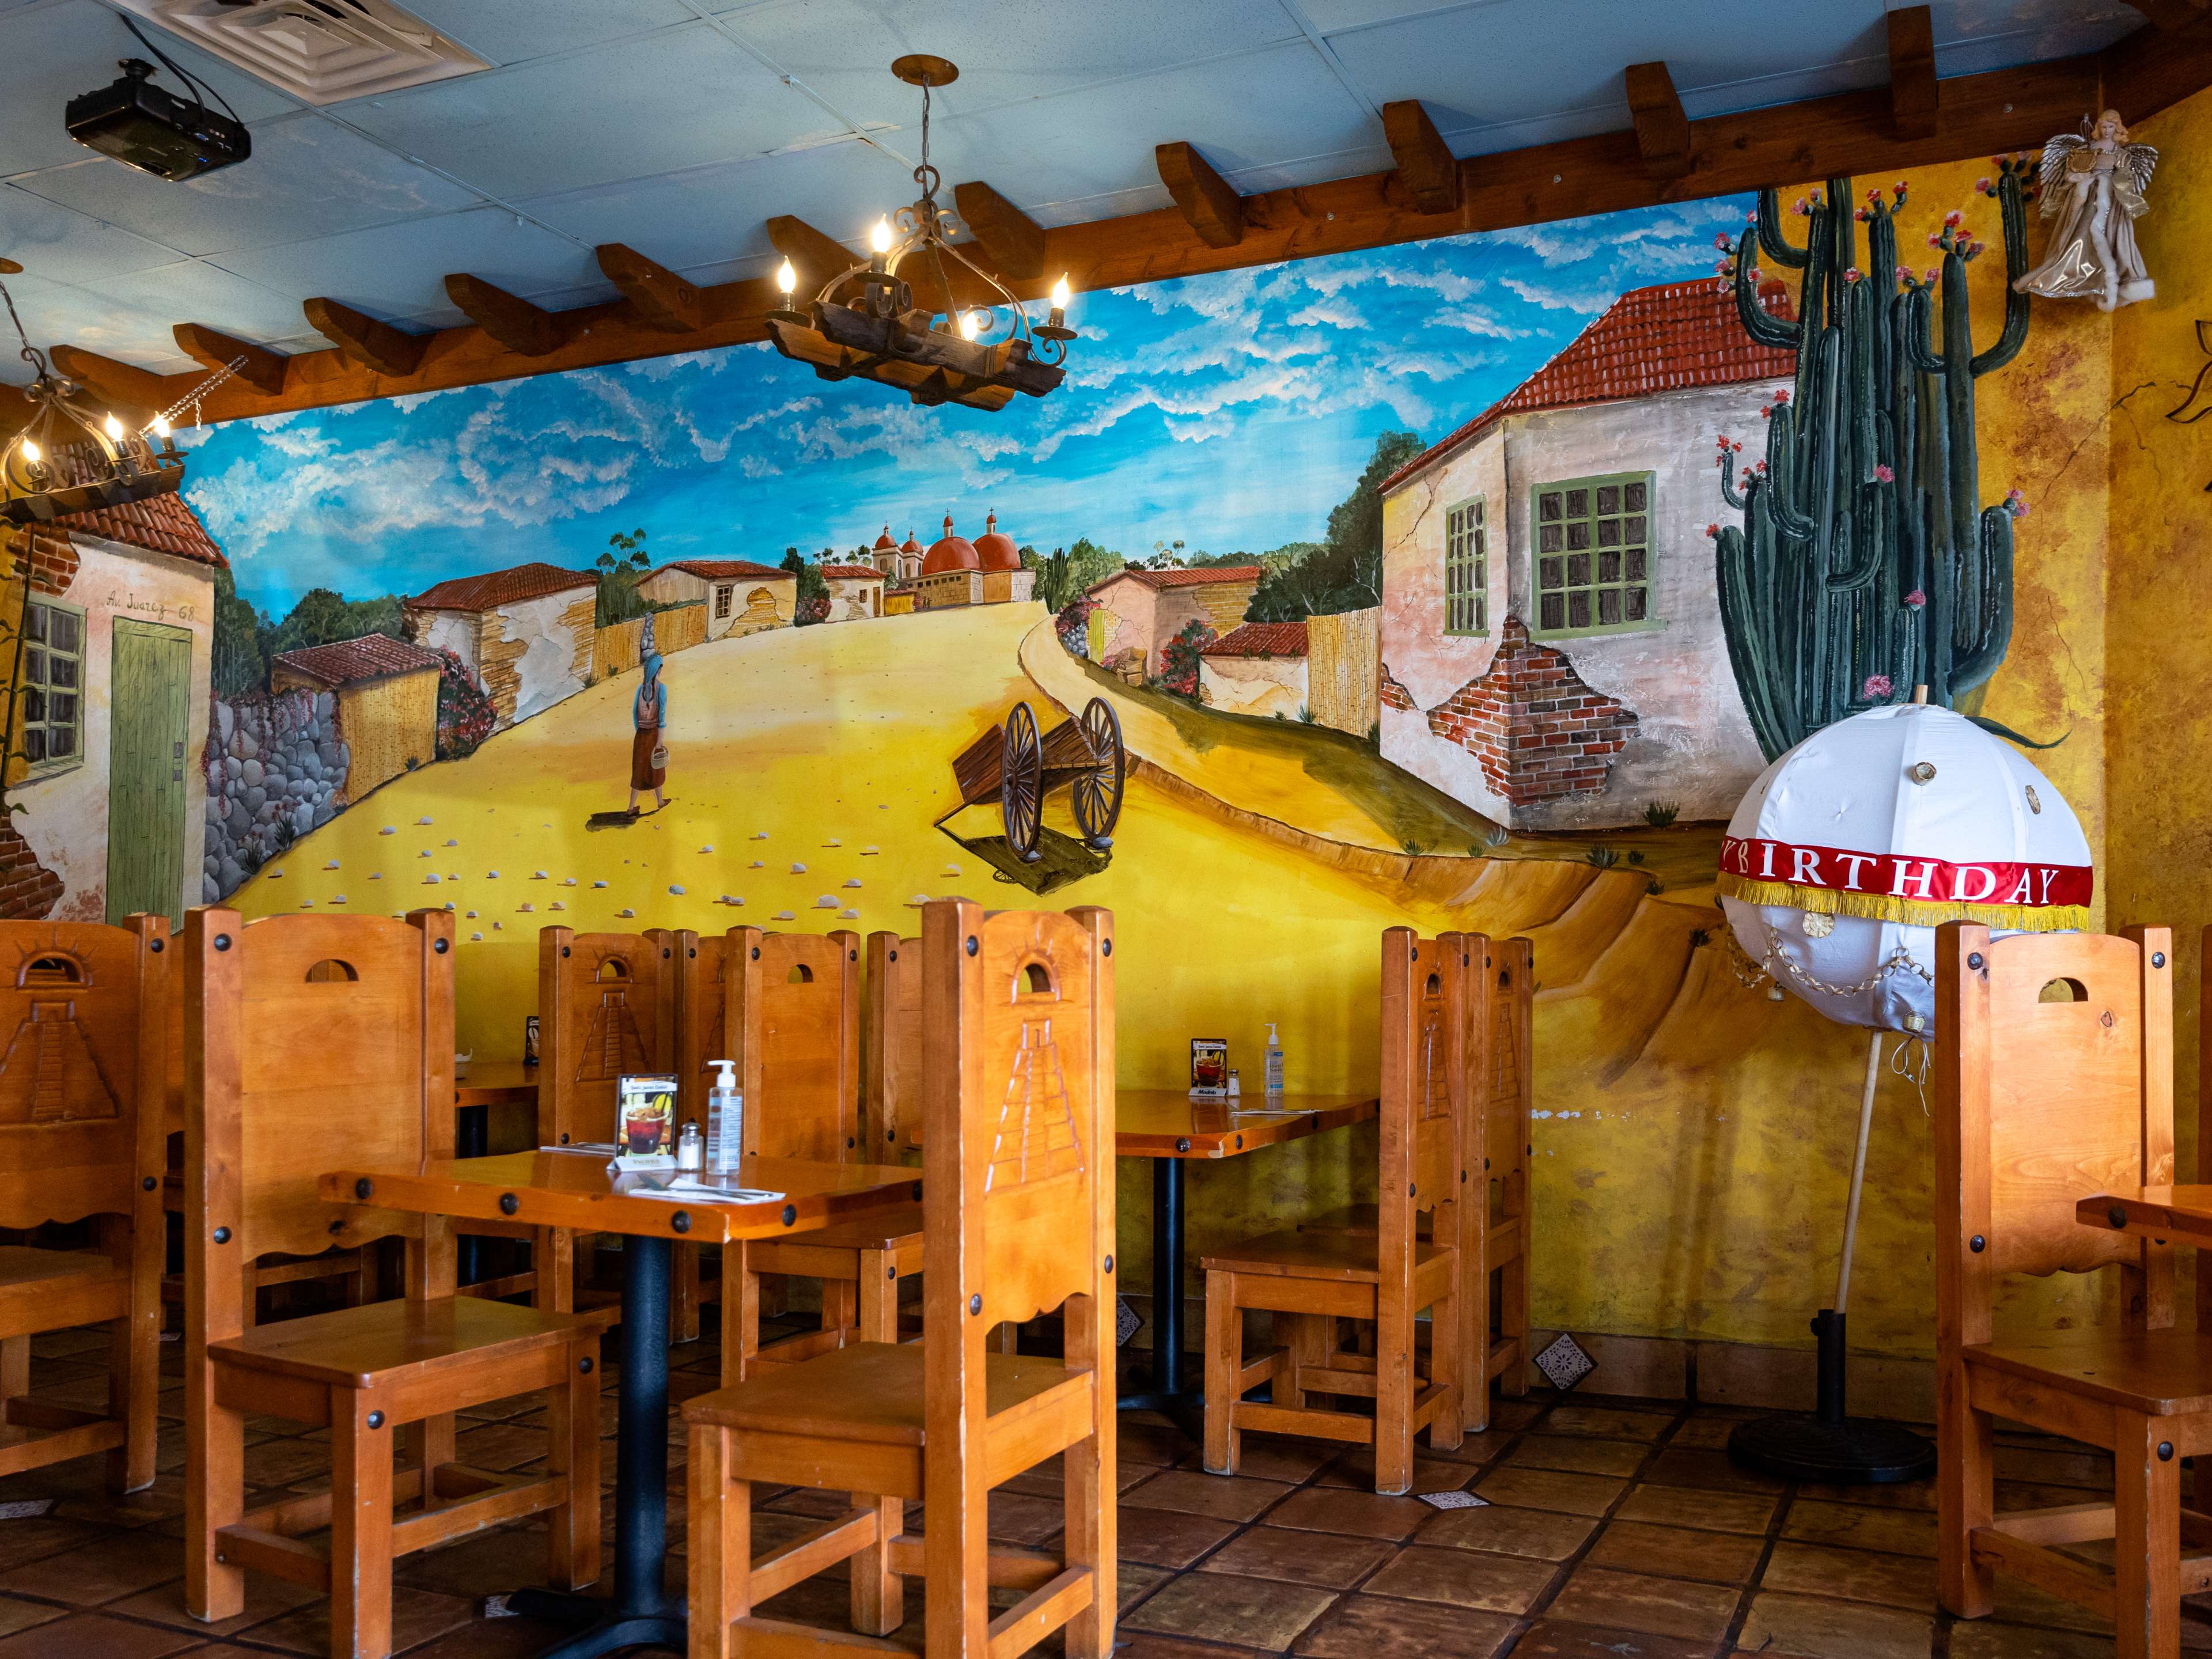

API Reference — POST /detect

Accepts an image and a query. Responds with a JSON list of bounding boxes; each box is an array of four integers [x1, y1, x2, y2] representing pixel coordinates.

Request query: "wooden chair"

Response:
[[1935, 920, 2202, 1659], [1476, 937, 1534, 1423], [0, 916, 166, 1493], [537, 925, 678, 1320], [863, 929, 922, 1156], [184, 907, 602, 1659], [685, 897, 1117, 1657], [1203, 928, 1467, 1493]]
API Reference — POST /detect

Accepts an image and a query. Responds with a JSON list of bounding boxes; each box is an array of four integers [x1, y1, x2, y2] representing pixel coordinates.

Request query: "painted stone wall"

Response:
[[202, 688, 350, 900]]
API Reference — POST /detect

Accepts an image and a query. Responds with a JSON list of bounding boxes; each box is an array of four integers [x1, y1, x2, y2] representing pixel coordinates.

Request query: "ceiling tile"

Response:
[[339, 21, 828, 200], [381, 0, 700, 67], [11, 112, 482, 258], [0, 0, 297, 180], [209, 206, 600, 320], [76, 257, 310, 344], [0, 271, 196, 382], [1929, 0, 2137, 77], [0, 181, 185, 281]]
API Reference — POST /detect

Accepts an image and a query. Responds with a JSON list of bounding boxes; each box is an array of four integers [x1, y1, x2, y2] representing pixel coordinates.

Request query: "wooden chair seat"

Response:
[[0, 1247, 130, 1330], [1968, 1330, 2212, 1416], [1203, 1228, 1448, 1284], [1298, 1203, 1431, 1240], [750, 1203, 923, 1260], [209, 1294, 600, 1391]]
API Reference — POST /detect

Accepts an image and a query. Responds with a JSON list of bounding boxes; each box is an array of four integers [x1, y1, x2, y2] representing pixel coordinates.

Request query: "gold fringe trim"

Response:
[[1715, 872, 2088, 934]]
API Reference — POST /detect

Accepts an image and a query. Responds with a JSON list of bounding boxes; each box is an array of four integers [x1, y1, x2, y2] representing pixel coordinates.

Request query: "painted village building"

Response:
[[269, 632, 442, 803], [868, 525, 925, 585], [1085, 564, 1262, 681], [910, 513, 1037, 611], [635, 558, 794, 642], [1198, 620, 1308, 719], [1376, 278, 1796, 832], [402, 561, 596, 732], [2, 492, 221, 927], [817, 563, 886, 621]]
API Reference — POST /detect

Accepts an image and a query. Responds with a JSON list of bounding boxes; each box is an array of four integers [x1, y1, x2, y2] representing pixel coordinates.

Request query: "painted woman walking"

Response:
[[628, 651, 668, 814]]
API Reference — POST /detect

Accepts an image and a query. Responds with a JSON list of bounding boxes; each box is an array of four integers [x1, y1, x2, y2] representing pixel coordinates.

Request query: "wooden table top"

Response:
[[320, 1152, 921, 1244], [1113, 1089, 1381, 1158], [453, 1059, 541, 1108], [2077, 1186, 2212, 1244]]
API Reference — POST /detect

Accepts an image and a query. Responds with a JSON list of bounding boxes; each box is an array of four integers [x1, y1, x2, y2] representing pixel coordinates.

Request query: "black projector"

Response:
[[66, 59, 249, 181]]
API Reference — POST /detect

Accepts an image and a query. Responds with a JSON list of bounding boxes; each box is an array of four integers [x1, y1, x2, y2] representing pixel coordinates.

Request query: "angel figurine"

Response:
[[2013, 109, 2158, 311]]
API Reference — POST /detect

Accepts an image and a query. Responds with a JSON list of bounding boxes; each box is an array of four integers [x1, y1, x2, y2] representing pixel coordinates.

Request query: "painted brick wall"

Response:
[[1423, 616, 1637, 806]]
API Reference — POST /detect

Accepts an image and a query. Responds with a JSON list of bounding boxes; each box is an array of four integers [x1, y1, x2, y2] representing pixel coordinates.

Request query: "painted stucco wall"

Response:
[[13, 536, 214, 924], [1200, 652, 1308, 718], [823, 575, 882, 621], [410, 608, 479, 679], [494, 588, 594, 725]]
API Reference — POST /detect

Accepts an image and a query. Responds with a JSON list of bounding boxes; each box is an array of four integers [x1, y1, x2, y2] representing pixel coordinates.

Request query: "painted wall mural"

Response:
[[4, 118, 2162, 1381]]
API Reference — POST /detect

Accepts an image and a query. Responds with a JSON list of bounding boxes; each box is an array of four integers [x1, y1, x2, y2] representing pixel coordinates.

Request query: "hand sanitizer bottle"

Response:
[[1264, 1025, 1285, 1096], [706, 1060, 745, 1173]]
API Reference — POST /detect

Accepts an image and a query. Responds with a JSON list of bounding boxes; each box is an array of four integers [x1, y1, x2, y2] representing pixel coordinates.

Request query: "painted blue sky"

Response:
[[180, 195, 1753, 615]]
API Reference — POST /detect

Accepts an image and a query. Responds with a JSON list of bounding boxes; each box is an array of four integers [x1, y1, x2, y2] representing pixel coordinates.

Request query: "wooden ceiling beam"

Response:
[[443, 274, 569, 358], [596, 243, 701, 334], [1381, 100, 1462, 215], [1156, 142, 1244, 248], [65, 25, 2212, 429], [173, 323, 289, 396], [1625, 61, 1692, 179], [951, 181, 1048, 280], [46, 346, 164, 425], [1887, 6, 1941, 139], [766, 215, 857, 299], [304, 298, 426, 378], [2120, 0, 2207, 28]]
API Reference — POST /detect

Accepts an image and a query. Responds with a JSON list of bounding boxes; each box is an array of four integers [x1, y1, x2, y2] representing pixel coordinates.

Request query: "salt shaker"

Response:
[[676, 1120, 703, 1172]]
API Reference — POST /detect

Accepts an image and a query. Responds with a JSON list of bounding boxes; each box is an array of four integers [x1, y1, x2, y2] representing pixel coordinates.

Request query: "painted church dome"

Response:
[[921, 514, 980, 575], [873, 524, 897, 551], [972, 510, 1021, 573]]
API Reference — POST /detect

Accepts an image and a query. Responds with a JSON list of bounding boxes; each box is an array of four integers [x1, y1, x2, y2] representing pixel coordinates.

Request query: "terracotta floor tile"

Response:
[[1514, 1618, 1715, 1658], [1121, 1571, 1338, 1650], [1419, 1502, 1597, 1560], [1199, 1525, 1397, 1588], [1995, 1444, 2113, 1490], [0, 1528, 184, 1606], [1506, 1435, 1647, 1478], [1119, 1423, 1197, 1467], [1781, 1497, 1938, 1556], [1118, 1562, 1174, 1612], [1619, 1486, 1770, 1539], [1472, 1466, 1625, 1517], [1948, 1623, 2116, 1659], [1487, 1400, 1543, 1431], [452, 1422, 558, 1472], [380, 1615, 583, 1659], [1585, 1517, 1764, 1584], [0, 1613, 201, 1659], [1668, 1415, 1745, 1450], [1736, 1589, 1934, 1658], [1225, 1437, 1335, 1484], [393, 1523, 564, 1598], [1320, 1452, 1474, 1494], [1267, 1487, 1431, 1541], [1119, 1637, 1272, 1658], [1643, 1446, 1787, 1495], [1118, 1504, 1241, 1567], [0, 1518, 104, 1573], [1292, 1592, 1516, 1657], [1761, 1540, 1934, 1609], [1359, 1543, 1555, 1612], [1544, 1565, 1738, 1643], [1991, 1574, 2113, 1635], [240, 1436, 338, 1490], [0, 1603, 56, 1642], [1540, 1406, 1675, 1441], [1125, 1470, 1290, 1522], [986, 1490, 1066, 1547], [1797, 1478, 1936, 1512], [236, 1585, 475, 1655], [102, 1572, 322, 1639]]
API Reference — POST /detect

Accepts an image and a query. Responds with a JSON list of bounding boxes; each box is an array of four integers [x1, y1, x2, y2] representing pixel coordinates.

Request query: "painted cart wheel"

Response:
[[1070, 698, 1124, 848], [1000, 701, 1044, 862]]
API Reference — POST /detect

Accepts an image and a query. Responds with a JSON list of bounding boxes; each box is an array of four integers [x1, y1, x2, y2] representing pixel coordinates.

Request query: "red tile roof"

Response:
[[818, 563, 885, 581], [1088, 563, 1263, 596], [54, 490, 226, 569], [409, 561, 594, 612], [1380, 279, 1798, 493], [273, 632, 442, 688], [1201, 621, 1308, 658], [656, 559, 790, 582]]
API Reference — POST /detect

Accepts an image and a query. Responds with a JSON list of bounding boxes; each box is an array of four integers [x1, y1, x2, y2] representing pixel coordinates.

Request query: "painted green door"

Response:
[[107, 620, 194, 927]]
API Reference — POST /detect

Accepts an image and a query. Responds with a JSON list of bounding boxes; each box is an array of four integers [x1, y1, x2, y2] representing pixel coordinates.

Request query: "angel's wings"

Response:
[[2122, 141, 2160, 195], [2038, 132, 2085, 202]]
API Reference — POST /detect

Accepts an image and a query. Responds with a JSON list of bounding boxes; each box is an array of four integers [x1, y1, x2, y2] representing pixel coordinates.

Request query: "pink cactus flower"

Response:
[[1749, 267, 1763, 284], [1925, 267, 1940, 283], [1715, 232, 1731, 249], [1705, 524, 1720, 539], [1772, 389, 1790, 406], [1854, 209, 1868, 222], [1732, 440, 1743, 452], [2005, 488, 2030, 519], [1944, 209, 1963, 227], [1867, 187, 1881, 203], [1863, 675, 1895, 700], [1927, 231, 1941, 247], [1873, 464, 1895, 483], [1895, 263, 1913, 282], [1895, 180, 1908, 193], [1753, 460, 1768, 474], [1759, 406, 1772, 418], [1976, 176, 1992, 194], [1793, 196, 1810, 215], [1903, 589, 1926, 608], [1746, 209, 1758, 225], [1844, 266, 1862, 283]]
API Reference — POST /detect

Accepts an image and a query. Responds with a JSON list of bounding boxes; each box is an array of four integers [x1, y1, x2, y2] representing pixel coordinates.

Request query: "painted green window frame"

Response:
[[1444, 495, 1487, 637], [1531, 472, 1658, 638], [18, 596, 86, 777]]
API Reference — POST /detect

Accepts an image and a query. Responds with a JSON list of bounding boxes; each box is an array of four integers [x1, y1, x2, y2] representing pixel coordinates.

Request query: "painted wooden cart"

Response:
[[942, 698, 1124, 861]]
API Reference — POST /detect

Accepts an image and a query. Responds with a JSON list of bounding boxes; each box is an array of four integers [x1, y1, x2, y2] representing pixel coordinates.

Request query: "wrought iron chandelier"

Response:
[[1, 263, 186, 527], [764, 55, 1074, 412]]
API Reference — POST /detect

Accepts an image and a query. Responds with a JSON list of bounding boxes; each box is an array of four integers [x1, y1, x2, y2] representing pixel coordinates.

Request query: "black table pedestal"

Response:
[[456, 1103, 488, 1285], [1120, 1157, 1202, 1437], [507, 1235, 687, 1657]]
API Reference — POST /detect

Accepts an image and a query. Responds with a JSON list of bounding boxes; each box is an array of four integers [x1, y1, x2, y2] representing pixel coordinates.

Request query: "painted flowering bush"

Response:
[[1157, 619, 1217, 698], [433, 647, 497, 761]]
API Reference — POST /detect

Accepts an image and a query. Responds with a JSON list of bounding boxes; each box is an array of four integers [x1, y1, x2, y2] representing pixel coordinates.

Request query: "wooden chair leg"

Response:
[[1937, 1362, 1997, 1618], [1427, 1274, 1464, 1454], [821, 1275, 857, 1349], [730, 1244, 763, 1385], [0, 1335, 26, 1424], [351, 1245, 377, 1309], [547, 1335, 602, 1592], [850, 1495, 903, 1636], [1062, 1289, 1113, 1659], [1498, 1217, 1528, 1398], [1374, 1293, 1416, 1495], [331, 1393, 396, 1659], [672, 1243, 700, 1344], [688, 1425, 748, 1659], [539, 1228, 575, 1313], [186, 1359, 247, 1621], [858, 1254, 899, 1346], [110, 1285, 160, 1494], [1203, 1269, 1237, 1476], [1466, 1245, 1493, 1435], [238, 1257, 259, 1332], [2115, 1407, 2181, 1659]]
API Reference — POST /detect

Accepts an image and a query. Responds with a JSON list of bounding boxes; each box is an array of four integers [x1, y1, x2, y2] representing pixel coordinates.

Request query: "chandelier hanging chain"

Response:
[[0, 281, 50, 381]]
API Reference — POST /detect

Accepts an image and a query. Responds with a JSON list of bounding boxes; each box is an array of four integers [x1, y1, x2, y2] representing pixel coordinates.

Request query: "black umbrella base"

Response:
[[1726, 1411, 1936, 1484]]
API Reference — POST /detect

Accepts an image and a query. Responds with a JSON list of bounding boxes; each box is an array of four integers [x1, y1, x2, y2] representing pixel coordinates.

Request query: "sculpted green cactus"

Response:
[[1711, 161, 2036, 760]]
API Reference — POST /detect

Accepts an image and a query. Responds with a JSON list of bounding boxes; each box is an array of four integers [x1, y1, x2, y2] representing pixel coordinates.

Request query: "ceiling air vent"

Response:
[[113, 1, 490, 105]]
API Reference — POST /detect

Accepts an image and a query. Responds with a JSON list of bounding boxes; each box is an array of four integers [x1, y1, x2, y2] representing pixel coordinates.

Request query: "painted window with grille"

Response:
[[20, 599, 84, 773], [714, 584, 733, 620], [1533, 474, 1653, 637], [1444, 497, 1487, 635]]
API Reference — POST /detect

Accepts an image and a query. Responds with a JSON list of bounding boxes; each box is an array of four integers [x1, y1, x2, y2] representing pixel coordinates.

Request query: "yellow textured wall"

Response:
[[334, 670, 438, 801]]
